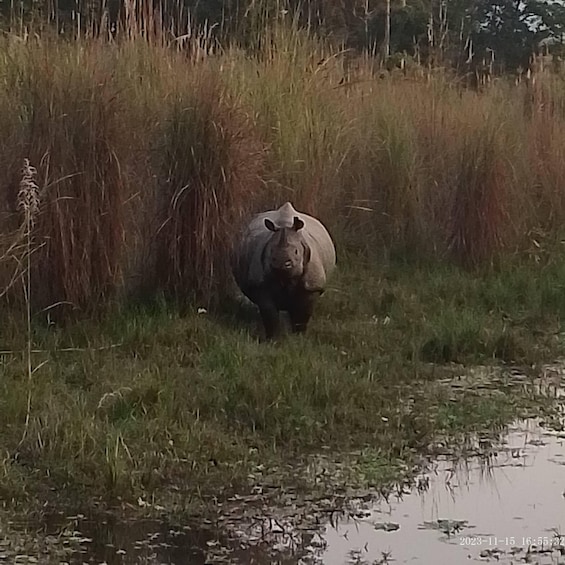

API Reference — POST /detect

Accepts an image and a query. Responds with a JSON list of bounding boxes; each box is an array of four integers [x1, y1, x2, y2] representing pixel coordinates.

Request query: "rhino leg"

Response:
[[260, 304, 281, 340], [289, 291, 317, 334], [255, 292, 281, 340]]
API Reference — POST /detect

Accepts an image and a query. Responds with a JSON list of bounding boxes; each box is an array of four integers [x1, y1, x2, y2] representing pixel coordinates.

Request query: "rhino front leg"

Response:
[[289, 291, 317, 334], [256, 294, 281, 340], [243, 286, 280, 341]]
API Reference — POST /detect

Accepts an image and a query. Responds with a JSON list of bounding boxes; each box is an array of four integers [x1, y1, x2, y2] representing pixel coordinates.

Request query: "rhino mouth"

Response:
[[269, 256, 294, 272], [271, 265, 294, 278]]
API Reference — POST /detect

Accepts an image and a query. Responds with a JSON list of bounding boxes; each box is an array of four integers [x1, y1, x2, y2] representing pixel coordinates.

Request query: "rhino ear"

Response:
[[292, 216, 305, 231], [265, 218, 278, 232]]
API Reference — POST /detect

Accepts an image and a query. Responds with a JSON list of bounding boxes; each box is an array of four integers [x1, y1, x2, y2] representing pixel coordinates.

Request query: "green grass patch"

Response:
[[1, 258, 563, 517]]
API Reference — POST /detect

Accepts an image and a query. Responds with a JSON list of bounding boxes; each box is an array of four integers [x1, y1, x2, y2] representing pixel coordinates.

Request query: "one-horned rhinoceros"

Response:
[[232, 202, 336, 339]]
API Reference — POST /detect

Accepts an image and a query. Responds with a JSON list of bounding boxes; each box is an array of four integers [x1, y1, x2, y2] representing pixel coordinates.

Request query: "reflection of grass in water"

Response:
[[426, 420, 555, 509]]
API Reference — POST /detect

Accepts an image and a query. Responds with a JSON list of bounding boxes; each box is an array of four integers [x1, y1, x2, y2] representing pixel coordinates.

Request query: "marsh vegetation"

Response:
[[1, 2, 565, 561]]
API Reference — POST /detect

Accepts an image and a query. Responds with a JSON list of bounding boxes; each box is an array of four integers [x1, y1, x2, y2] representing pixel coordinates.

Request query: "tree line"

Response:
[[2, 0, 565, 72]]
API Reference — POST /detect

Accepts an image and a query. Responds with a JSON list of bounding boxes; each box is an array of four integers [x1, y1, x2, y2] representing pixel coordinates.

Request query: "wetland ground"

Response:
[[2, 259, 565, 563], [2, 18, 565, 561]]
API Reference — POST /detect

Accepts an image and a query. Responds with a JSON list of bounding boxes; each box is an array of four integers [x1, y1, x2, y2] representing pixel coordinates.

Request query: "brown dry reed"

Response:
[[19, 46, 126, 319], [0, 159, 41, 302], [153, 74, 266, 307], [1, 13, 565, 319], [448, 123, 509, 268]]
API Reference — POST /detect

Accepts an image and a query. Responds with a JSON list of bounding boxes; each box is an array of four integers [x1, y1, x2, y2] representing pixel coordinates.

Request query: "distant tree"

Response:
[[1, 0, 564, 73], [464, 0, 565, 70], [393, 0, 565, 72], [389, 0, 429, 54]]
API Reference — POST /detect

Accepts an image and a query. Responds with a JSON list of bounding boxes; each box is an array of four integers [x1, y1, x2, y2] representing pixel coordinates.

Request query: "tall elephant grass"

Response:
[[0, 40, 129, 318], [0, 23, 565, 317], [152, 74, 266, 306]]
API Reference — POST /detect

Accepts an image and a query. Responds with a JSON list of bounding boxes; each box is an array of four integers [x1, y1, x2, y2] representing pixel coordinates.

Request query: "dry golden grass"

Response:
[[0, 21, 564, 317], [152, 73, 266, 306]]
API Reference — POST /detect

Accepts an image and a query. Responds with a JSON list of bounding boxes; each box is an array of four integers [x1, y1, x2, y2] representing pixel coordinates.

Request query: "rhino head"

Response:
[[264, 215, 310, 280]]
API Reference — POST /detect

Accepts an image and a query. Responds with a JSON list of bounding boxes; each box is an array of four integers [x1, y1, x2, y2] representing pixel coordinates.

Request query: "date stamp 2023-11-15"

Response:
[[459, 535, 565, 549]]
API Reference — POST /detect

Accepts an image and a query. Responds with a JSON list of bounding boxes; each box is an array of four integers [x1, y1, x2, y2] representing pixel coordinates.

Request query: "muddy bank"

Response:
[[1, 364, 564, 564], [2, 417, 565, 564]]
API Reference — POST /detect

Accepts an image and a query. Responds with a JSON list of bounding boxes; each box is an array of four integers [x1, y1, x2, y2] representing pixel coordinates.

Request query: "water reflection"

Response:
[[76, 516, 213, 564], [3, 419, 565, 564], [20, 514, 217, 564], [322, 419, 565, 564]]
